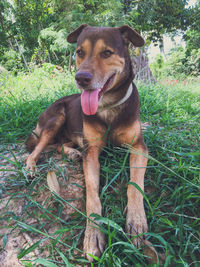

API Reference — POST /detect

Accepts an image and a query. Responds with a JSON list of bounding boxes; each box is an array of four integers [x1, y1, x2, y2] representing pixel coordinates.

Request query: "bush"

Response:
[[153, 46, 200, 79], [1, 49, 24, 73], [186, 49, 200, 76], [150, 54, 164, 80], [33, 27, 72, 66], [162, 47, 187, 79]]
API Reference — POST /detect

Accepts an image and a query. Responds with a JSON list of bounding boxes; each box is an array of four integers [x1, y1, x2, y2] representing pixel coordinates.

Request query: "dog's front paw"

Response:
[[83, 226, 105, 262], [126, 208, 148, 248], [25, 156, 37, 175]]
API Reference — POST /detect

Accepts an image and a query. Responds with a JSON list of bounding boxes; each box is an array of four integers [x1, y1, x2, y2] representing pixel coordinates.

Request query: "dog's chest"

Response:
[[97, 108, 121, 125]]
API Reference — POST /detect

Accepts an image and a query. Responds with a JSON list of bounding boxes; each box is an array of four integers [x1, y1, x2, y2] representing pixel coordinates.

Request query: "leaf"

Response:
[[34, 258, 59, 267], [87, 253, 100, 261], [55, 248, 72, 266], [128, 182, 153, 214], [18, 239, 45, 259], [47, 171, 60, 194], [3, 234, 7, 249], [90, 214, 123, 232]]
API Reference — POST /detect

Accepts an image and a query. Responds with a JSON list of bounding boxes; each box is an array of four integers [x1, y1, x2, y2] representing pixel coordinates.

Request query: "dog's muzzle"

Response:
[[80, 73, 116, 116]]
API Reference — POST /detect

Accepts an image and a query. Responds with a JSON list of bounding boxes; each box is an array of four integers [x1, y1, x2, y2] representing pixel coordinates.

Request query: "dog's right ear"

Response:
[[67, 24, 88, 43]]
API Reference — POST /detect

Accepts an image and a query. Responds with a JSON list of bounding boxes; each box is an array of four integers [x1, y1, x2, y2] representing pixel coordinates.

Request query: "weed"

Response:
[[0, 70, 199, 266]]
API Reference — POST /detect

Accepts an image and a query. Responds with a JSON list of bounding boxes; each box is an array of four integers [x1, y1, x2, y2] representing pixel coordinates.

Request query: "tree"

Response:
[[0, 0, 196, 79]]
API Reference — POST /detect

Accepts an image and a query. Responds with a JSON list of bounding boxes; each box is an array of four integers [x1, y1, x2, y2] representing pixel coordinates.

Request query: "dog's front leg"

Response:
[[126, 142, 148, 247], [83, 122, 106, 261], [83, 146, 105, 261]]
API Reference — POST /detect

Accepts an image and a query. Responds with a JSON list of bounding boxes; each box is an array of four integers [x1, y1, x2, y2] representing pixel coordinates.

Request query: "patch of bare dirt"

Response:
[[0, 144, 85, 266]]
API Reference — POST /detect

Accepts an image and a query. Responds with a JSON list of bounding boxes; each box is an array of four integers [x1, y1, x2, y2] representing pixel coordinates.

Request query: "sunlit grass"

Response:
[[0, 68, 199, 266]]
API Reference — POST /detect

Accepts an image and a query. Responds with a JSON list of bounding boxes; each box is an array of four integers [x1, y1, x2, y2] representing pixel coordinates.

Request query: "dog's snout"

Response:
[[75, 71, 92, 87]]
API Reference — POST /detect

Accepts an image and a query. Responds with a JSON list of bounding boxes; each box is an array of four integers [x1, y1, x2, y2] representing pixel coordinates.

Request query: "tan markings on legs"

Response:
[[112, 120, 148, 247], [83, 145, 105, 261], [84, 146, 102, 217], [83, 120, 107, 146], [112, 120, 142, 146], [25, 123, 43, 153], [83, 121, 106, 217], [57, 142, 74, 152], [26, 131, 55, 171], [26, 114, 65, 171], [126, 143, 148, 247], [83, 121, 106, 261], [43, 144, 59, 152], [57, 142, 81, 160], [34, 124, 42, 136]]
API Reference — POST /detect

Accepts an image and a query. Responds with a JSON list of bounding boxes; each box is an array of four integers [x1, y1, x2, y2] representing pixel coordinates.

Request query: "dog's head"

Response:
[[67, 25, 144, 115]]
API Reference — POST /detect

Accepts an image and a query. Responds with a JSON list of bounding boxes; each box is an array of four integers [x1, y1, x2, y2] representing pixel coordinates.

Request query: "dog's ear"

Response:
[[67, 24, 88, 43], [119, 25, 145, 47]]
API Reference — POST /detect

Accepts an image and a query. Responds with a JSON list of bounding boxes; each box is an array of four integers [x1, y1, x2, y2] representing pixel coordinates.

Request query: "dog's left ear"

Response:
[[67, 24, 88, 43], [119, 25, 145, 47]]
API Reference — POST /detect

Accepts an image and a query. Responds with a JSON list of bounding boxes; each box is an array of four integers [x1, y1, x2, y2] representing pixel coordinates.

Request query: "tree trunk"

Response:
[[132, 48, 156, 83], [68, 51, 72, 72], [15, 38, 30, 72]]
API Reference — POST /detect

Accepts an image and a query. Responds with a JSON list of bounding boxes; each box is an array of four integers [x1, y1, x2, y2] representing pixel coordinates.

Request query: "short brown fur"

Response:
[[25, 25, 151, 262]]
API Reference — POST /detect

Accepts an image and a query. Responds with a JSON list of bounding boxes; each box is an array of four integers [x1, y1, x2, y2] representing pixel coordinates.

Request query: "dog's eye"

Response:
[[76, 49, 85, 58], [101, 50, 114, 58]]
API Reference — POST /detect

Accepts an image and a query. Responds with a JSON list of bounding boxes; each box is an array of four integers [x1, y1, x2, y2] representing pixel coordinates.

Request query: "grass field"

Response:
[[0, 65, 200, 266]]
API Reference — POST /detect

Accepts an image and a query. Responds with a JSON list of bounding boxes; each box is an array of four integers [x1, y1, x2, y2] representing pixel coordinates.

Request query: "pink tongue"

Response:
[[81, 89, 99, 115]]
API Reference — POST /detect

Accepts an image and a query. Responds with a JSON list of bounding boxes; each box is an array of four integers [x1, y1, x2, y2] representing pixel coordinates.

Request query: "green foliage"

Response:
[[132, 0, 190, 42], [181, 2, 200, 76], [0, 0, 195, 75], [163, 47, 187, 78], [0, 49, 24, 73], [13, 0, 54, 58], [186, 48, 200, 76], [0, 66, 77, 142], [149, 54, 164, 80], [151, 45, 200, 79], [0, 72, 199, 265], [36, 27, 70, 65]]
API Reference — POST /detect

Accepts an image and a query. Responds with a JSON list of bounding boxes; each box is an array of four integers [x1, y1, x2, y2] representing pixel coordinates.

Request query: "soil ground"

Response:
[[0, 144, 85, 266]]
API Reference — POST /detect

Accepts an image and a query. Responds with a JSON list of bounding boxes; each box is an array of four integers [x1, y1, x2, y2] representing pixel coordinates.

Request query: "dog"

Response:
[[25, 24, 149, 262]]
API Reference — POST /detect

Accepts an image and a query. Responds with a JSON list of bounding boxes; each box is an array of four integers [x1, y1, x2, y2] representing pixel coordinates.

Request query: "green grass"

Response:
[[0, 64, 79, 143], [0, 66, 200, 266]]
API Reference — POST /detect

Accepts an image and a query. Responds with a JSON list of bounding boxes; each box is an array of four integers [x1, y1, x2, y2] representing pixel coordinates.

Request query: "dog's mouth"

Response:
[[81, 73, 116, 116]]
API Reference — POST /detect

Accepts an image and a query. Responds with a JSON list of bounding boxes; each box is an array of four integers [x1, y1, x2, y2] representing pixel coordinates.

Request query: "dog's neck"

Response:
[[98, 83, 133, 112]]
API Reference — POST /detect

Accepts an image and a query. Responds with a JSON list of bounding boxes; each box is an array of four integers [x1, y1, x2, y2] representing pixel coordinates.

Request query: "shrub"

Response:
[[162, 47, 187, 79], [150, 54, 164, 80], [1, 49, 24, 73]]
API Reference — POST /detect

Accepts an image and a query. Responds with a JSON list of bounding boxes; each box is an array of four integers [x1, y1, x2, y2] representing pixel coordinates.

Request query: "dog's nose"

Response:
[[75, 71, 92, 87]]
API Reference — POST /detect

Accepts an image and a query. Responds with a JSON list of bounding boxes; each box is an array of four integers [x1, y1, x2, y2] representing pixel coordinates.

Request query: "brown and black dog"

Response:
[[25, 24, 149, 261]]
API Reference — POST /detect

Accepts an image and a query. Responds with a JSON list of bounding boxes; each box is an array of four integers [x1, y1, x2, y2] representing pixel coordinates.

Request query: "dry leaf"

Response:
[[47, 171, 60, 195]]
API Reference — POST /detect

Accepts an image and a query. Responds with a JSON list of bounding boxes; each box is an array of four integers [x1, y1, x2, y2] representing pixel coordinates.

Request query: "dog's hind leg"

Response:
[[25, 114, 65, 172], [26, 125, 42, 152], [57, 142, 82, 160]]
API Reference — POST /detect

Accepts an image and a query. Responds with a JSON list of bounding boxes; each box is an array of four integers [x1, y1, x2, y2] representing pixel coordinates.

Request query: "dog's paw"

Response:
[[58, 145, 82, 161], [83, 226, 105, 262], [142, 240, 166, 264], [126, 209, 148, 248], [67, 148, 82, 161], [25, 156, 37, 176]]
